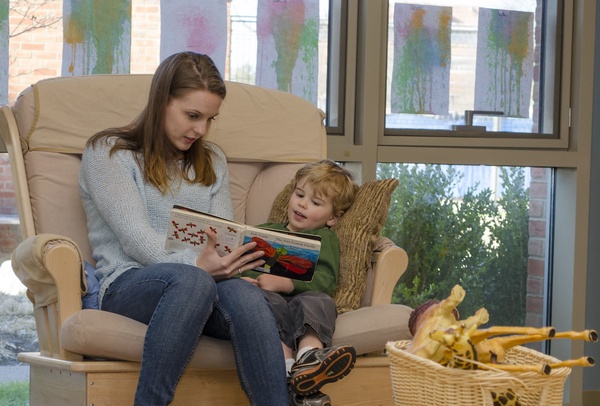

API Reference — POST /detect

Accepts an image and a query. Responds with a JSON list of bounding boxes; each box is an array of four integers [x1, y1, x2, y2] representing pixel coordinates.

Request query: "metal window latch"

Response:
[[452, 110, 504, 131]]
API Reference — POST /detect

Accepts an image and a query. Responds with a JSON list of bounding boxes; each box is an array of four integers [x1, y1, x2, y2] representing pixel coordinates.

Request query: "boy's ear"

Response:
[[326, 211, 343, 227]]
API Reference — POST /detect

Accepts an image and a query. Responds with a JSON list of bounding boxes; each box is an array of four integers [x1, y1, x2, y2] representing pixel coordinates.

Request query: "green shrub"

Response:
[[0, 380, 29, 405], [379, 164, 529, 326]]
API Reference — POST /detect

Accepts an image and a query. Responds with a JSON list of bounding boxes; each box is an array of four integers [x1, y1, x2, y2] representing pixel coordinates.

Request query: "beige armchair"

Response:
[[0, 74, 412, 405]]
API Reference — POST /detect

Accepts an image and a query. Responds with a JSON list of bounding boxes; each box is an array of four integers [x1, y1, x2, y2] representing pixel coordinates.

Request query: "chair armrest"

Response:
[[12, 234, 85, 360], [368, 245, 409, 307]]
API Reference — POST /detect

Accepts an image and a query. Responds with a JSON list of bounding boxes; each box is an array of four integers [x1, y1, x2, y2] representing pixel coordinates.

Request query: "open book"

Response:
[[165, 205, 321, 281]]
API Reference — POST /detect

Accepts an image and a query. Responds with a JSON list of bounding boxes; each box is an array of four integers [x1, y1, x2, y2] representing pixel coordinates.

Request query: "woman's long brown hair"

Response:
[[88, 52, 227, 194]]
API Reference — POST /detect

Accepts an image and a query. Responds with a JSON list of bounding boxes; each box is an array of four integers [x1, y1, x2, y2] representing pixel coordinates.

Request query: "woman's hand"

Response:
[[195, 228, 265, 281], [255, 274, 294, 294]]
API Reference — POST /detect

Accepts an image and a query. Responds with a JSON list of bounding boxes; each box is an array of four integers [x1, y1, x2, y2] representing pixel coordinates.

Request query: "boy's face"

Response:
[[287, 179, 340, 232]]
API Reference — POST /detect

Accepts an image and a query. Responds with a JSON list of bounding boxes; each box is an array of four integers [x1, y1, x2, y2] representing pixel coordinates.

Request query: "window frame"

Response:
[[327, 1, 595, 403], [325, 0, 348, 135], [380, 0, 568, 149], [326, 0, 572, 151]]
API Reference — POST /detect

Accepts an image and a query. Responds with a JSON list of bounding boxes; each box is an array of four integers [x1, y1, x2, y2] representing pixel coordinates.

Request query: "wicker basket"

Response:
[[386, 340, 571, 406]]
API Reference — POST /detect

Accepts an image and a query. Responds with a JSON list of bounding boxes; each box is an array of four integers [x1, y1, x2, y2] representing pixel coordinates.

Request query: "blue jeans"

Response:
[[101, 263, 288, 406]]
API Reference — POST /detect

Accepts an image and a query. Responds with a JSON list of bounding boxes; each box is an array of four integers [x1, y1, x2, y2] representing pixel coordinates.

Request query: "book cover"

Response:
[[165, 205, 321, 281]]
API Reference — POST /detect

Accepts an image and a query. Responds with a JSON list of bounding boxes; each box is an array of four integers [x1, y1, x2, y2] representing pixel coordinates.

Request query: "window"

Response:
[[227, 0, 333, 122], [382, 0, 564, 146], [379, 163, 552, 335]]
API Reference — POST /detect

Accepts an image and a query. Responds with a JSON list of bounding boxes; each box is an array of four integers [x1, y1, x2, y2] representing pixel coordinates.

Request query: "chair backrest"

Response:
[[2, 75, 326, 264]]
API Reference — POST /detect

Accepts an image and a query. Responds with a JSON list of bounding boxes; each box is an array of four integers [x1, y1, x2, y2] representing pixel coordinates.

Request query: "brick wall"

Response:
[[525, 168, 549, 348], [0, 155, 19, 263], [7, 0, 161, 105], [526, 1, 548, 333]]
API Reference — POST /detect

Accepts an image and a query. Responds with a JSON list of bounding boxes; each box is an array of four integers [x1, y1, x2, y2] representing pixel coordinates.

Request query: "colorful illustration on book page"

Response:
[[244, 232, 319, 282], [62, 0, 131, 76], [474, 9, 534, 118], [390, 4, 451, 115], [159, 0, 227, 74], [256, 0, 319, 104]]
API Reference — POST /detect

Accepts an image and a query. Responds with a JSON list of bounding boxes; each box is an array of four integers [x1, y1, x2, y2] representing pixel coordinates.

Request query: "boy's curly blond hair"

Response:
[[292, 159, 359, 216]]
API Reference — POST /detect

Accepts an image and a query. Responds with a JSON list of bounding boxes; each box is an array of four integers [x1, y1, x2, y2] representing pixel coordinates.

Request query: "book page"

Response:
[[242, 228, 321, 282], [165, 206, 322, 281], [165, 207, 244, 256]]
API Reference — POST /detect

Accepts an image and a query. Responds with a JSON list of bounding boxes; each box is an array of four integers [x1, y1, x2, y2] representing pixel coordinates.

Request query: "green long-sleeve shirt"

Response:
[[241, 223, 339, 297]]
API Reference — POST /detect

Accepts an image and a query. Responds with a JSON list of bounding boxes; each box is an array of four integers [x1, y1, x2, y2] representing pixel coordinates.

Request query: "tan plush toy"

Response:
[[407, 284, 597, 373], [405, 284, 465, 363], [407, 284, 491, 364], [406, 284, 597, 406]]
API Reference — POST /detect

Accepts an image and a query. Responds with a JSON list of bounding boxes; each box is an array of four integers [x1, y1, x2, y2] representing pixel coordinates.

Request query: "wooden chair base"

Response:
[[20, 352, 394, 405]]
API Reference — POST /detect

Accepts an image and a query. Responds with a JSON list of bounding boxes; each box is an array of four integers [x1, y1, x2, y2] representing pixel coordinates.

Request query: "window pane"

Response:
[[0, 153, 23, 291], [228, 0, 332, 119], [378, 163, 551, 337], [385, 0, 558, 137]]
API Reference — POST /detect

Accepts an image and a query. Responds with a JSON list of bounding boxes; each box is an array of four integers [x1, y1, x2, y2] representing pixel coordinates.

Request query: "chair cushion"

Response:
[[25, 151, 93, 263], [269, 178, 399, 313], [59, 304, 413, 365], [228, 162, 305, 225], [14, 75, 326, 163], [60, 310, 237, 369], [332, 304, 413, 354]]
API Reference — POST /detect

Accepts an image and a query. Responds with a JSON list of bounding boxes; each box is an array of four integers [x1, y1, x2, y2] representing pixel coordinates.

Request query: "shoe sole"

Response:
[[289, 346, 357, 396], [290, 393, 333, 406]]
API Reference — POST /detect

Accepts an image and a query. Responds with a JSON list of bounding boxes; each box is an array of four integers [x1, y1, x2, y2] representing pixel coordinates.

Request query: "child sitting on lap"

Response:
[[240, 159, 359, 406]]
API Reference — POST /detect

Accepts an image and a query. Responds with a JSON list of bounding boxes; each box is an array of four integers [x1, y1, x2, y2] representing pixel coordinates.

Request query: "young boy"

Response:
[[240, 159, 359, 406]]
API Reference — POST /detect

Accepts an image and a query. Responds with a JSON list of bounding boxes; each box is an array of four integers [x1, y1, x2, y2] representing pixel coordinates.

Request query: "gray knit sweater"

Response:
[[79, 137, 233, 305]]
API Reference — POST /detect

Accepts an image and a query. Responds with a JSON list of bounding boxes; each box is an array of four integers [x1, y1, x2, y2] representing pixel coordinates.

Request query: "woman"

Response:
[[79, 52, 288, 405]]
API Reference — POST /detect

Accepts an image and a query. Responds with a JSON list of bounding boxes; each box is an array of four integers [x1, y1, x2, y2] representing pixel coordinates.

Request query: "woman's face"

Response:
[[164, 89, 223, 153]]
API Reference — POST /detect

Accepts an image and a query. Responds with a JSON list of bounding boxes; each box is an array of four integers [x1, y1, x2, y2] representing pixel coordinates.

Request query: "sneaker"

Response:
[[289, 390, 332, 406], [289, 344, 356, 396]]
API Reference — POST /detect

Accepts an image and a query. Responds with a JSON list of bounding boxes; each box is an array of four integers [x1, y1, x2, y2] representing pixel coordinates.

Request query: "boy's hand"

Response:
[[255, 274, 294, 294], [240, 276, 258, 286]]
